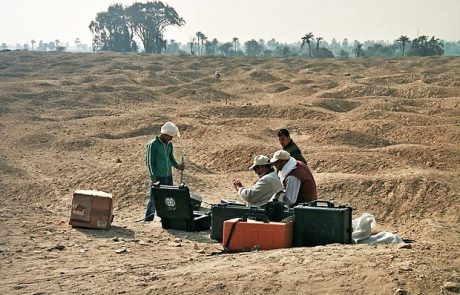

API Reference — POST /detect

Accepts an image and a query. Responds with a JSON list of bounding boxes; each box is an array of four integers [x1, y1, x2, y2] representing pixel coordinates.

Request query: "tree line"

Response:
[[85, 1, 452, 57], [3, 34, 457, 57], [2, 1, 459, 57]]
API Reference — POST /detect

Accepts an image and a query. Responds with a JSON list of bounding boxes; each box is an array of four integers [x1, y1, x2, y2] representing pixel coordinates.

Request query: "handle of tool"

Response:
[[180, 156, 184, 184]]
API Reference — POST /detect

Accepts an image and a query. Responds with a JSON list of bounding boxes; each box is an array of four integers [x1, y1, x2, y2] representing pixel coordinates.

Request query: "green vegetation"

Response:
[[2, 1, 460, 57], [89, 1, 184, 53]]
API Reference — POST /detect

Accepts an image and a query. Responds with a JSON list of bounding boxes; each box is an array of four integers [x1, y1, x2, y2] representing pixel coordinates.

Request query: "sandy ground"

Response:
[[0, 52, 459, 294]]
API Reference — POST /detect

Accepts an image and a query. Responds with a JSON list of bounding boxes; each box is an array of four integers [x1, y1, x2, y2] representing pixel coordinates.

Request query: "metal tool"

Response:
[[180, 156, 185, 184]]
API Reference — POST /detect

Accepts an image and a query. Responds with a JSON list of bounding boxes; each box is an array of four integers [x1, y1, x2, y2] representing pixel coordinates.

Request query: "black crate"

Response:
[[293, 200, 352, 247], [152, 184, 210, 232], [210, 201, 293, 241]]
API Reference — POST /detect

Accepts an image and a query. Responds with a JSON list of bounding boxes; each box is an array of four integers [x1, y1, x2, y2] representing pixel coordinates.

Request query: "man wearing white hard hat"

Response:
[[270, 150, 317, 206], [144, 122, 185, 221], [233, 155, 283, 207]]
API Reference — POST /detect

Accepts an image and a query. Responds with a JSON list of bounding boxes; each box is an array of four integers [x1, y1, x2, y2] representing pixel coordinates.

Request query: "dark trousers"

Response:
[[144, 176, 173, 221]]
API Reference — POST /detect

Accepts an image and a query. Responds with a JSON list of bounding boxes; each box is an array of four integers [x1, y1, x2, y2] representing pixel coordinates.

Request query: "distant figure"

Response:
[[270, 150, 317, 206], [277, 128, 307, 164], [233, 155, 283, 207], [144, 122, 185, 221], [215, 69, 221, 79]]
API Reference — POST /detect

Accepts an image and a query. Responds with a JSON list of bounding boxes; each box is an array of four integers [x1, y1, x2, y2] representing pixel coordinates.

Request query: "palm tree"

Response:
[[396, 35, 410, 56], [315, 37, 323, 55], [301, 33, 314, 57], [353, 42, 363, 57], [201, 33, 207, 55], [428, 36, 444, 55], [211, 38, 219, 55], [195, 32, 203, 55], [31, 39, 36, 50], [232, 37, 239, 52], [190, 37, 196, 55]]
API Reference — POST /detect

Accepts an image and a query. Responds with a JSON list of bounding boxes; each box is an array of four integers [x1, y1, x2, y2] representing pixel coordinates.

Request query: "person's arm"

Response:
[[296, 153, 307, 164], [284, 176, 301, 205], [289, 147, 307, 164], [168, 144, 180, 169], [238, 178, 269, 205], [145, 142, 156, 181]]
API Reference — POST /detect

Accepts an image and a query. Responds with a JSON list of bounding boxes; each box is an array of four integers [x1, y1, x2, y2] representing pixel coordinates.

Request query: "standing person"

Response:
[[270, 150, 317, 206], [233, 155, 283, 207], [277, 128, 307, 164], [144, 122, 185, 221]]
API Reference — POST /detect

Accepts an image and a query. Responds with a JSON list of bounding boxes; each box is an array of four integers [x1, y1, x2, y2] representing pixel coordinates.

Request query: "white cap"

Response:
[[160, 122, 180, 137], [270, 150, 290, 163], [249, 155, 271, 170]]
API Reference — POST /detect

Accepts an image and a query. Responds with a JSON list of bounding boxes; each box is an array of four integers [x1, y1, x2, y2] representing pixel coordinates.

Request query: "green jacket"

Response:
[[145, 136, 179, 179], [284, 139, 307, 164]]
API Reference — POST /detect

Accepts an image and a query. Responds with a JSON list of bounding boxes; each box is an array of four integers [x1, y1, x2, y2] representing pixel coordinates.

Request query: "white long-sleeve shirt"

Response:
[[238, 171, 283, 207], [283, 176, 301, 205], [276, 157, 302, 205]]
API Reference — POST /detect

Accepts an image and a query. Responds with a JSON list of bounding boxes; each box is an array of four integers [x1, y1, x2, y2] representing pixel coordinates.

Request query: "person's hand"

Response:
[[178, 164, 185, 171], [233, 180, 243, 190], [270, 189, 285, 202]]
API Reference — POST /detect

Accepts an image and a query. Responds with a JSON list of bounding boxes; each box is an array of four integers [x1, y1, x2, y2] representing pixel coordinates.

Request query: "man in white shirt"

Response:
[[270, 150, 318, 206], [233, 155, 283, 207]]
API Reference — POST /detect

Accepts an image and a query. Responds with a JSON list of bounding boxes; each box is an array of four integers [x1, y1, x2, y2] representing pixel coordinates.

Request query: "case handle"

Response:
[[308, 200, 335, 207], [242, 213, 270, 223]]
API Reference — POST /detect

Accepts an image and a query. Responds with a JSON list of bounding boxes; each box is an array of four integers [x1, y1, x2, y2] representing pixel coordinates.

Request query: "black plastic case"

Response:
[[152, 184, 210, 231], [293, 200, 352, 246]]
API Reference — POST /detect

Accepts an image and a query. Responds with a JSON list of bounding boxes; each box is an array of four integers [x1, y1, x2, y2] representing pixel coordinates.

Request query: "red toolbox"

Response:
[[222, 214, 293, 252]]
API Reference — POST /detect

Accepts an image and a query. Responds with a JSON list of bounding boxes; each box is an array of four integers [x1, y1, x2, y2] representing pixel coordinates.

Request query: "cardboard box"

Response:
[[223, 218, 293, 252], [69, 190, 114, 229]]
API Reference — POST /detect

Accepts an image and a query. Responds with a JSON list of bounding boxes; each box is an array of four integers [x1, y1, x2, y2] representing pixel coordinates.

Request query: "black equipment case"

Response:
[[210, 200, 293, 241], [293, 200, 352, 247], [152, 183, 210, 232]]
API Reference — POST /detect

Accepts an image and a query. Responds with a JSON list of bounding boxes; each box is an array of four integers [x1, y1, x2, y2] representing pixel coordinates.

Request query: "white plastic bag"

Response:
[[356, 232, 403, 244], [352, 213, 376, 242]]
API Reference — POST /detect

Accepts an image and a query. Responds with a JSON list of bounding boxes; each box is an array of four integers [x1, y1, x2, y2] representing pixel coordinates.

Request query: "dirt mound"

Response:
[[320, 84, 397, 98], [397, 86, 459, 98], [201, 105, 335, 120], [313, 98, 360, 112], [264, 83, 290, 93], [309, 151, 406, 174], [320, 175, 460, 223], [382, 144, 460, 171], [327, 130, 393, 148], [249, 70, 280, 83], [202, 144, 272, 172]]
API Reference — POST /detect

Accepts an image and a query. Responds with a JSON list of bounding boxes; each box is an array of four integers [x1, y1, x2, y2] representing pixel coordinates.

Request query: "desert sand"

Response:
[[0, 51, 459, 294]]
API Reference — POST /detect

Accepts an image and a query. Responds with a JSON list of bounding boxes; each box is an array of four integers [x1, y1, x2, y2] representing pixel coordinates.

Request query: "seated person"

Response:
[[233, 155, 283, 207], [270, 150, 317, 206]]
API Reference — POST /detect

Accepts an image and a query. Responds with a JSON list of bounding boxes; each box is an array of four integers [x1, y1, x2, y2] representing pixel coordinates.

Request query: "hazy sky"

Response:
[[1, 0, 460, 46]]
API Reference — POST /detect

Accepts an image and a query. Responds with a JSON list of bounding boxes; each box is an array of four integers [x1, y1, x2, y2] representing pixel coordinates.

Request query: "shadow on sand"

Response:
[[73, 225, 135, 239], [166, 228, 217, 244]]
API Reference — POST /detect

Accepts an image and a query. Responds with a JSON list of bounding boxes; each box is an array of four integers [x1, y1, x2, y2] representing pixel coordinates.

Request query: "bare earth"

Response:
[[0, 52, 459, 294]]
